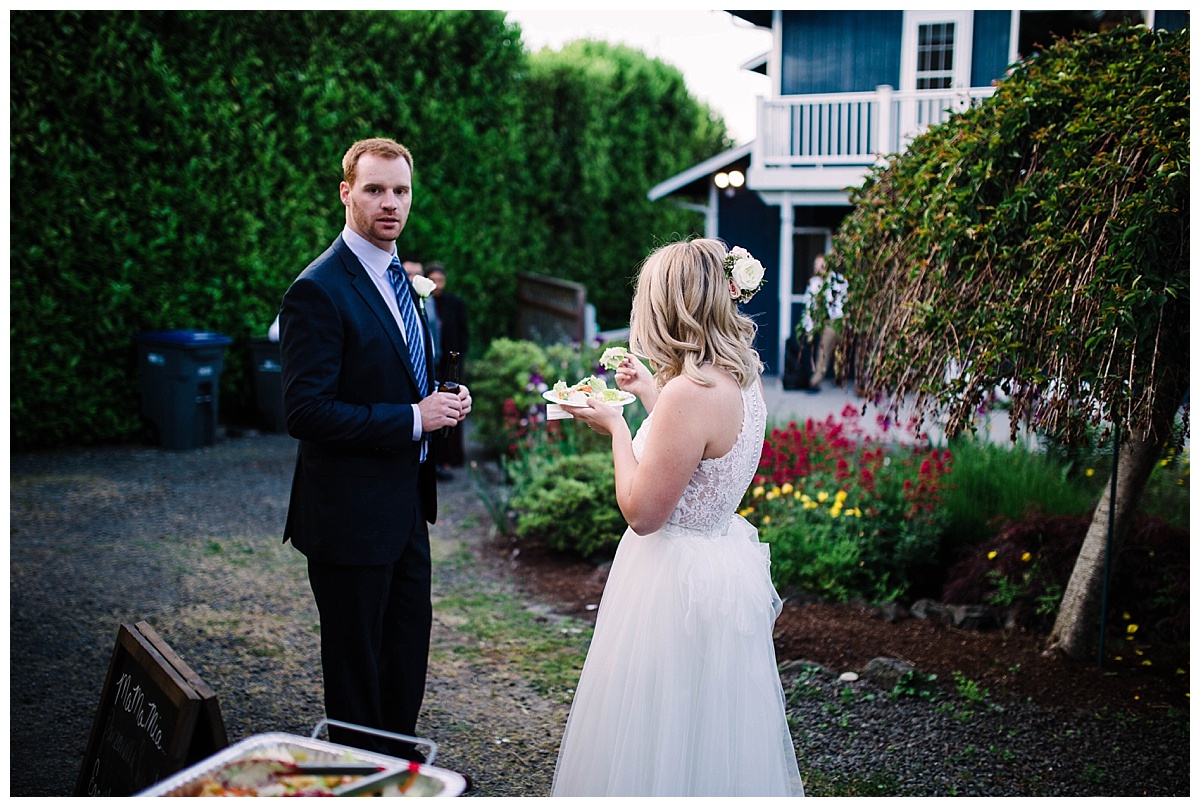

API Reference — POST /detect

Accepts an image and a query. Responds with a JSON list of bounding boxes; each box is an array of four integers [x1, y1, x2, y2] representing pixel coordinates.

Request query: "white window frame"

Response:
[[900, 10, 974, 92]]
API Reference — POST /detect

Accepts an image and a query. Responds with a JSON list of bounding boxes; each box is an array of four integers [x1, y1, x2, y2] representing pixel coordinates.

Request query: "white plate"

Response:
[[543, 390, 636, 408]]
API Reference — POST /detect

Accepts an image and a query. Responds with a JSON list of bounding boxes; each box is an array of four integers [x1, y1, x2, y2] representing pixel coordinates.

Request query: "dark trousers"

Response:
[[307, 526, 432, 759]]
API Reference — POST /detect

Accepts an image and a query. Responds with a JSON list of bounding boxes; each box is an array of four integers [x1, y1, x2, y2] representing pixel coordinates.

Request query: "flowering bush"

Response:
[[471, 338, 624, 458], [509, 452, 624, 558], [743, 406, 951, 602], [940, 510, 1189, 642], [471, 337, 645, 559]]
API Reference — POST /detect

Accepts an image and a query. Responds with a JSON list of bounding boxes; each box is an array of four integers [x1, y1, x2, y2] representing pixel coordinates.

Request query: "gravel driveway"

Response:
[[10, 431, 1189, 797], [10, 431, 567, 797]]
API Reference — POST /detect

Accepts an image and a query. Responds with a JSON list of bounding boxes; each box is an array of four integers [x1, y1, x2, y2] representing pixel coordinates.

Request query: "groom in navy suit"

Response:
[[278, 137, 471, 756]]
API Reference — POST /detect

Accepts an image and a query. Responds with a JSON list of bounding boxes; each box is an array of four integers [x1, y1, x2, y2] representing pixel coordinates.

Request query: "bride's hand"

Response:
[[615, 355, 653, 401], [570, 398, 627, 437]]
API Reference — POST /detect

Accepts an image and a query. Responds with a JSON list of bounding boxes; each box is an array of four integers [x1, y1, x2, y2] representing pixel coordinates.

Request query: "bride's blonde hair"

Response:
[[629, 238, 763, 389]]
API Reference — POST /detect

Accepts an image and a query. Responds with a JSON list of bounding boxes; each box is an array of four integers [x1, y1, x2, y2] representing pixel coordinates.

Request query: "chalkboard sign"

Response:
[[74, 622, 228, 796]]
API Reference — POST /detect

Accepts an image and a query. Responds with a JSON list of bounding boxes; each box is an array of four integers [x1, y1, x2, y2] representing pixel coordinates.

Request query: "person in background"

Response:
[[424, 261, 470, 478], [402, 256, 438, 371], [799, 253, 847, 392], [278, 137, 471, 758]]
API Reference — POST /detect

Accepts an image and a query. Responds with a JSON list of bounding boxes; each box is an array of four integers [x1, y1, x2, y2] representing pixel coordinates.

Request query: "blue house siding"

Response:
[[780, 10, 903, 96], [718, 190, 781, 372], [971, 10, 1014, 86], [1155, 10, 1189, 31]]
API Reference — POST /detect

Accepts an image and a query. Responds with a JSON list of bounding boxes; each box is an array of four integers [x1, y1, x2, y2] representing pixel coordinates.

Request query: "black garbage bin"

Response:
[[135, 330, 233, 449], [248, 338, 285, 432]]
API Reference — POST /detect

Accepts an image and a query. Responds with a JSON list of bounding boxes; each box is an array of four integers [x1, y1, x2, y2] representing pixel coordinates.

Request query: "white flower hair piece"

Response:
[[411, 274, 437, 298], [724, 246, 766, 304]]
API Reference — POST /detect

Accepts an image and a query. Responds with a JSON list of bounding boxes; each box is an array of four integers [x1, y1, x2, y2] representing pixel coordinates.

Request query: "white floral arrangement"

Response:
[[725, 246, 766, 304], [411, 275, 437, 298]]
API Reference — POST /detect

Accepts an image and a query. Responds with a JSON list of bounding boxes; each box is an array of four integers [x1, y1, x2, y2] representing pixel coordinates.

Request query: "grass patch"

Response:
[[434, 589, 591, 703], [939, 433, 1102, 551], [801, 767, 900, 796]]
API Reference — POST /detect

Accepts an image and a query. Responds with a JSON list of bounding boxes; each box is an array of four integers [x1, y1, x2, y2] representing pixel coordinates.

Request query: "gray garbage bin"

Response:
[[248, 338, 285, 432], [135, 330, 232, 449]]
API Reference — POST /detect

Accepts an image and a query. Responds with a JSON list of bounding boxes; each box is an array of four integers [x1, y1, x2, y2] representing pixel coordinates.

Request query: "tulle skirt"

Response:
[[551, 515, 804, 797]]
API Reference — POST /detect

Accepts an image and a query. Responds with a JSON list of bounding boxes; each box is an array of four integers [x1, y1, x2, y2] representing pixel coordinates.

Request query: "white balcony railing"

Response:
[[754, 84, 996, 170]]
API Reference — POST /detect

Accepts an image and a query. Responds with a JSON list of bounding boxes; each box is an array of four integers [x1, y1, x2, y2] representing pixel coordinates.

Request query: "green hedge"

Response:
[[10, 10, 724, 447]]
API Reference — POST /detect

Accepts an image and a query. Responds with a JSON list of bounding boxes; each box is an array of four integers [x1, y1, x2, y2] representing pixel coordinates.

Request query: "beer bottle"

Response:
[[438, 352, 461, 438]]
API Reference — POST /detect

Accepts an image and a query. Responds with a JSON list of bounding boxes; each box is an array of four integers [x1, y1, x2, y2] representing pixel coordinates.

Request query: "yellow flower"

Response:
[[763, 516, 771, 524], [1141, 660, 1152, 666], [753, 486, 765, 498], [1021, 552, 1032, 563], [1085, 468, 1095, 477], [1126, 623, 1139, 634], [851, 508, 863, 518], [765, 490, 777, 501], [1161, 458, 1170, 467], [781, 483, 794, 495], [794, 492, 802, 499], [771, 486, 782, 497], [1122, 612, 1131, 620], [835, 490, 848, 503], [803, 501, 819, 510], [987, 550, 998, 560], [800, 494, 813, 504], [1177, 668, 1187, 675], [739, 508, 752, 517], [817, 491, 829, 503]]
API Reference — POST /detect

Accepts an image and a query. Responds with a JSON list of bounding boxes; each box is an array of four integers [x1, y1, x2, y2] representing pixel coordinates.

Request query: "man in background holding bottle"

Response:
[[425, 261, 470, 478]]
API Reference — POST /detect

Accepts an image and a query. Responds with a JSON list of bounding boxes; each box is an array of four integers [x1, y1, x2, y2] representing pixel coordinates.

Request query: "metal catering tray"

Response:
[[135, 720, 467, 797]]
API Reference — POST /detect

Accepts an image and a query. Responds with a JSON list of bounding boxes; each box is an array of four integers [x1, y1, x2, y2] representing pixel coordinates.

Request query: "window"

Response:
[[901, 11, 972, 92], [915, 22, 955, 90]]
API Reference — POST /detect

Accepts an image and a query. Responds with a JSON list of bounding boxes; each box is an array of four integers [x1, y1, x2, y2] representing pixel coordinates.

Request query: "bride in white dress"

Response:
[[552, 239, 804, 797]]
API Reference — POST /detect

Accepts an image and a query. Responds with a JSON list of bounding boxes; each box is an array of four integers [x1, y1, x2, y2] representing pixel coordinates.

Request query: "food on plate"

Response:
[[598, 346, 629, 370], [189, 749, 420, 797], [549, 375, 627, 405]]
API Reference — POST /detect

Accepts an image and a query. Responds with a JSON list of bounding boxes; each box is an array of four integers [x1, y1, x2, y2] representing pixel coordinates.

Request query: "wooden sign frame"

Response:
[[74, 621, 228, 796]]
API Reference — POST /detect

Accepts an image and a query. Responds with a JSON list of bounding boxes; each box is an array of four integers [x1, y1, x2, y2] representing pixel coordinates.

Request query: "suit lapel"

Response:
[[332, 238, 429, 395]]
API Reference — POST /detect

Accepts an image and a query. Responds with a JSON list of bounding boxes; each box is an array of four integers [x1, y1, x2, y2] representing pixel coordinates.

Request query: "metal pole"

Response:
[[1097, 423, 1120, 670]]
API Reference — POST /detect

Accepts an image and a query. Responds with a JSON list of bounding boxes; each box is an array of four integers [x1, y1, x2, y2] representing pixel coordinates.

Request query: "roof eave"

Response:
[[647, 142, 754, 202]]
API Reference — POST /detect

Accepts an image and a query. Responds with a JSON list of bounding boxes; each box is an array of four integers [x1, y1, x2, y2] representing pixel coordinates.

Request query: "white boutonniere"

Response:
[[724, 246, 766, 304], [411, 275, 436, 298]]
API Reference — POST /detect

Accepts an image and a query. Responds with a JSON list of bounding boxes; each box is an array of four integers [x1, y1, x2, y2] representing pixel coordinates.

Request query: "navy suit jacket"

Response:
[[280, 235, 437, 566]]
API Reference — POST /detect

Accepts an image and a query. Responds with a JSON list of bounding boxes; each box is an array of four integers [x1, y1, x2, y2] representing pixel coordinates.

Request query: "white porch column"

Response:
[[706, 182, 719, 239], [874, 84, 893, 163], [776, 194, 795, 373]]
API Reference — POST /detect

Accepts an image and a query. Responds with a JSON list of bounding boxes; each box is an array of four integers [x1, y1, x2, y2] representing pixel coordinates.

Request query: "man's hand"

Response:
[[418, 384, 472, 432]]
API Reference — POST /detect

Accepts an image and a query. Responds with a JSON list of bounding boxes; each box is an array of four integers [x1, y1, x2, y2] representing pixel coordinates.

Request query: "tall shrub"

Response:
[[10, 10, 527, 447], [516, 40, 729, 328]]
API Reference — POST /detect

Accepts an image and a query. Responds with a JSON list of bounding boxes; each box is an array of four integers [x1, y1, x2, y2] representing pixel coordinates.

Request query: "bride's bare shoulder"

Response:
[[657, 372, 741, 414]]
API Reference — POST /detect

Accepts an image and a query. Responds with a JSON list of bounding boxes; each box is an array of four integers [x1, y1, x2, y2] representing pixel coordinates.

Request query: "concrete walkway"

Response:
[[760, 376, 1030, 447]]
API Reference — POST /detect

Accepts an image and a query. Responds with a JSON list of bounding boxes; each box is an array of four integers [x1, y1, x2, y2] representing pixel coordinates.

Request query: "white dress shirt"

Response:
[[342, 226, 425, 441]]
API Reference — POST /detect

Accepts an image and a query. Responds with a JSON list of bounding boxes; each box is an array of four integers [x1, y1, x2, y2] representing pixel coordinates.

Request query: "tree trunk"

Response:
[[1043, 396, 1184, 660]]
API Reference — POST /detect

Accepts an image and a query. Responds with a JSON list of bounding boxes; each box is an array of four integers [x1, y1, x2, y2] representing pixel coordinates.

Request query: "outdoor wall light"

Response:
[[714, 170, 745, 192]]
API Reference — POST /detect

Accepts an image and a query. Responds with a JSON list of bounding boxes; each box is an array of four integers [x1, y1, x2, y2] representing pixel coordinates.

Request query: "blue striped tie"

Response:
[[387, 257, 428, 396]]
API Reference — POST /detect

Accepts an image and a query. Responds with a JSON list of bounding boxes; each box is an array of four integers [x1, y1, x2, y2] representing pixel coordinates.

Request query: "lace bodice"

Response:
[[631, 381, 766, 536]]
